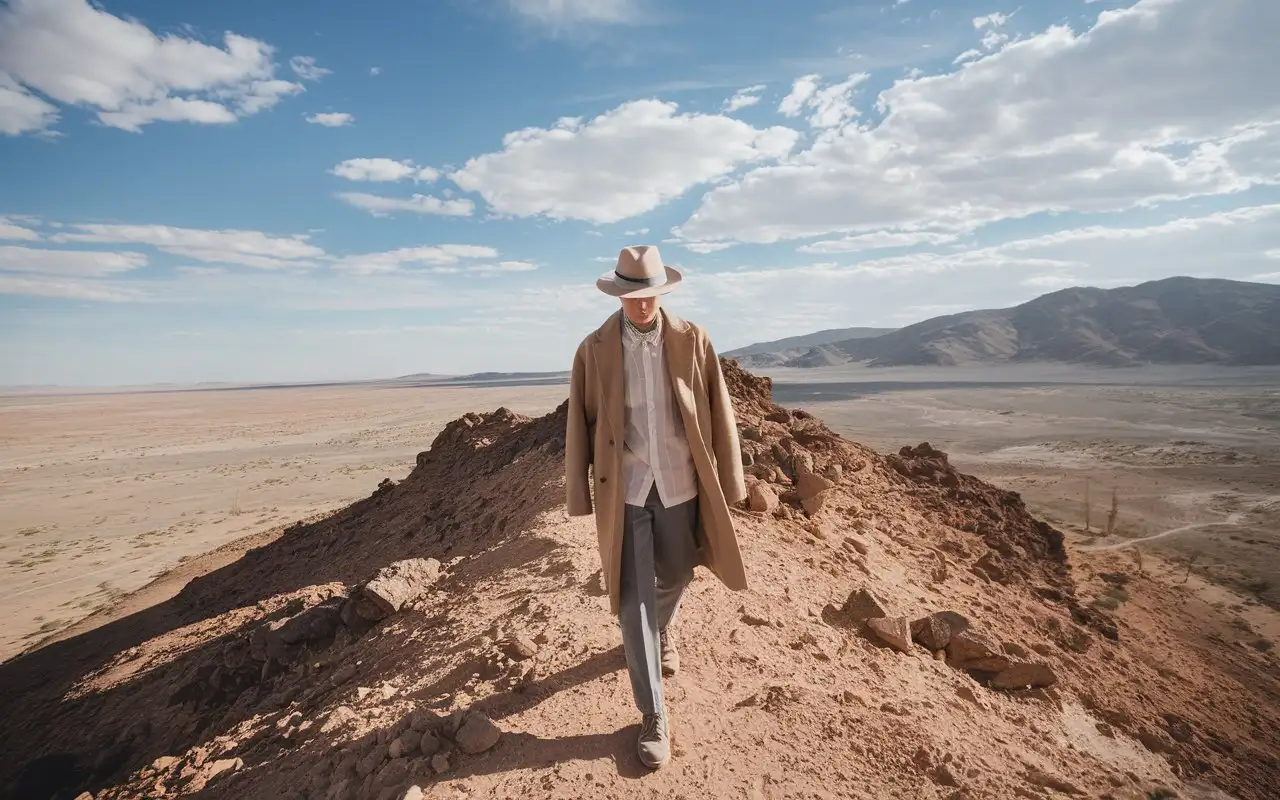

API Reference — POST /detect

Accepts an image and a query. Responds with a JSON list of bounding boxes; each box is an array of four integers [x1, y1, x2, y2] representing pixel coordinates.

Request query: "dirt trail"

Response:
[[1, 361, 1276, 800]]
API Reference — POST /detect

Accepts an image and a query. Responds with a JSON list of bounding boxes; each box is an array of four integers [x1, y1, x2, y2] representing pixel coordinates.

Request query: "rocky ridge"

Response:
[[0, 360, 1276, 800]]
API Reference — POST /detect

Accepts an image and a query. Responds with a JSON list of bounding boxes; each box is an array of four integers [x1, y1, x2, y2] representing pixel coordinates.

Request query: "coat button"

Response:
[[600, 476, 607, 483], [609, 439, 614, 446]]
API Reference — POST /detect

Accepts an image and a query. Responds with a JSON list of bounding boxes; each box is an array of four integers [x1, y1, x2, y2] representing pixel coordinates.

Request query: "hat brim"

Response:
[[596, 265, 683, 298]]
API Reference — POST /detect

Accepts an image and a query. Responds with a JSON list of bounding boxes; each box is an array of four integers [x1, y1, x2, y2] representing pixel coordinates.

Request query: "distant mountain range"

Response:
[[731, 277, 1280, 368], [722, 327, 897, 367]]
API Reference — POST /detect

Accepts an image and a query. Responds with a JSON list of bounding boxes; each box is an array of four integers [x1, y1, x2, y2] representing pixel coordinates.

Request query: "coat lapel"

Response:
[[662, 310, 699, 430], [591, 309, 625, 443]]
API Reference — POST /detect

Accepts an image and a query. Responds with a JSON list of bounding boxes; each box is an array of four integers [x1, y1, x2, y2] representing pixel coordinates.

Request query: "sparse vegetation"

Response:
[[1253, 638, 1274, 653], [1106, 487, 1119, 536], [18, 526, 42, 537]]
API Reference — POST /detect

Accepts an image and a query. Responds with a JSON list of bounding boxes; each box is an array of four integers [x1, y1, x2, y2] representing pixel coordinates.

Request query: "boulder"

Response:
[[842, 588, 889, 623], [748, 482, 779, 514], [910, 611, 970, 651], [945, 630, 1011, 673], [357, 559, 442, 620], [991, 662, 1057, 690], [454, 712, 502, 754], [867, 616, 914, 653]]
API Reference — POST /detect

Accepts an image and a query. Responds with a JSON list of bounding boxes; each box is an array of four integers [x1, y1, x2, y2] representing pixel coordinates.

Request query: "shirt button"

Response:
[[599, 475, 607, 483]]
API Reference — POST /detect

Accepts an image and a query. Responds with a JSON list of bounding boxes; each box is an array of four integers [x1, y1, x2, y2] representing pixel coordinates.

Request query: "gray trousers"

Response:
[[620, 484, 700, 715]]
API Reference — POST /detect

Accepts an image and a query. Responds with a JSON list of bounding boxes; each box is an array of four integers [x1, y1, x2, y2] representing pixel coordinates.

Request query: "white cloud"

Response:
[[981, 30, 1009, 50], [332, 244, 500, 275], [798, 230, 960, 253], [505, 0, 635, 26], [777, 75, 819, 118], [973, 12, 1010, 29], [330, 158, 440, 183], [0, 217, 39, 241], [369, 67, 382, 77], [676, 0, 1280, 246], [306, 112, 354, 127], [336, 192, 475, 218], [0, 245, 147, 277], [623, 228, 650, 236], [0, 273, 147, 302], [0, 74, 58, 136], [953, 49, 983, 65], [49, 224, 323, 269], [723, 85, 766, 114], [448, 99, 798, 224], [289, 56, 331, 81], [0, 0, 304, 135]]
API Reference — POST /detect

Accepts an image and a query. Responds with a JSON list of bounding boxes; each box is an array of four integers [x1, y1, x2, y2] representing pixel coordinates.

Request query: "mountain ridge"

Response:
[[735, 277, 1280, 369]]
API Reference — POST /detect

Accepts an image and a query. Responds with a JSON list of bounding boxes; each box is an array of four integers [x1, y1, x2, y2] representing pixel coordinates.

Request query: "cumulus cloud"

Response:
[[676, 0, 1280, 247], [973, 12, 1010, 29], [448, 99, 798, 224], [49, 224, 323, 269], [0, 0, 305, 135], [798, 231, 960, 254], [0, 273, 148, 302], [330, 158, 440, 183], [336, 192, 475, 218], [723, 85, 766, 114], [777, 73, 868, 129], [306, 112, 354, 127]]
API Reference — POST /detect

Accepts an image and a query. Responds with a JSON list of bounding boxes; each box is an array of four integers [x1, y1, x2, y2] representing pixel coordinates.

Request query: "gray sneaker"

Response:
[[660, 629, 679, 677], [637, 712, 670, 769]]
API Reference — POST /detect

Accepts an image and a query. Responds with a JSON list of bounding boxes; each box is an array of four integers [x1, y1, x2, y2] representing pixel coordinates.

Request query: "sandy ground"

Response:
[[0, 383, 566, 662], [777, 372, 1280, 629]]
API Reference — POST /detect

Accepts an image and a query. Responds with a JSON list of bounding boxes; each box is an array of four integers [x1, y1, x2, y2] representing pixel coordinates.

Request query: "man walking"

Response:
[[564, 244, 749, 769]]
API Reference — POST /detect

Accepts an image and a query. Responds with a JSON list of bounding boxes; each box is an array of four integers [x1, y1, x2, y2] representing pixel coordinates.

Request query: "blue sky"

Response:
[[0, 0, 1277, 386]]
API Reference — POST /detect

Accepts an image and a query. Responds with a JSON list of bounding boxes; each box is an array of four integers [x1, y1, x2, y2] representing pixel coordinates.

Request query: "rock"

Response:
[[741, 611, 772, 627], [455, 712, 502, 754], [867, 616, 914, 653], [990, 662, 1057, 690], [842, 588, 889, 623], [279, 599, 344, 644], [419, 732, 442, 758], [796, 471, 834, 500], [931, 763, 960, 787], [748, 482, 778, 513], [409, 709, 441, 733], [911, 612, 970, 651], [823, 463, 843, 483], [502, 633, 539, 661], [357, 745, 388, 778], [357, 558, 443, 621], [430, 752, 450, 774], [377, 757, 409, 787], [73, 794, 94, 800], [151, 756, 179, 773], [946, 630, 1011, 672], [844, 536, 869, 555], [401, 788, 424, 800], [1137, 729, 1172, 753], [248, 620, 290, 663]]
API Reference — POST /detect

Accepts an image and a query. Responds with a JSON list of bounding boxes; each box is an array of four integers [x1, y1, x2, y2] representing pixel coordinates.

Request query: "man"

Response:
[[564, 244, 749, 770]]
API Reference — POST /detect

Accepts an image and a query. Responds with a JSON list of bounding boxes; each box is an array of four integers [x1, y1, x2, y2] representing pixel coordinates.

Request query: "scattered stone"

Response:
[[279, 598, 344, 644], [946, 630, 1011, 673], [796, 471, 835, 515], [911, 611, 970, 651], [1096, 722, 1115, 738], [955, 686, 981, 705], [321, 706, 359, 735], [844, 536, 869, 555], [430, 752, 450, 774], [502, 633, 539, 661], [455, 712, 502, 754], [742, 612, 773, 627], [867, 616, 914, 653], [357, 745, 388, 778], [377, 757, 409, 788], [991, 662, 1057, 690], [1137, 729, 1172, 753], [151, 756, 179, 772], [357, 558, 443, 621], [842, 588, 889, 623], [748, 482, 778, 513], [419, 732, 442, 758], [401, 787, 424, 800]]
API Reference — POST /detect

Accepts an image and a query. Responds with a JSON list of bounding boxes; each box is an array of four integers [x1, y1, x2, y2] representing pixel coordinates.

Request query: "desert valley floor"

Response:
[[1, 364, 1277, 799]]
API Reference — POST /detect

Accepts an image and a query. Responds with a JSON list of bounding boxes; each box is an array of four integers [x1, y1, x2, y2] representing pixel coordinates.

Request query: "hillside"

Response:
[[738, 277, 1280, 368], [1, 361, 1276, 799], [724, 327, 897, 365]]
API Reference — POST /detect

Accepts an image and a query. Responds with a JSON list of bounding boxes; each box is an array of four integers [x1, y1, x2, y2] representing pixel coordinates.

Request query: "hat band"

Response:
[[615, 270, 665, 287]]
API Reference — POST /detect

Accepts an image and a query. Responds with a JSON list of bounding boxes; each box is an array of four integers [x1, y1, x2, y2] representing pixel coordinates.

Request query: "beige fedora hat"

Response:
[[596, 245, 683, 298]]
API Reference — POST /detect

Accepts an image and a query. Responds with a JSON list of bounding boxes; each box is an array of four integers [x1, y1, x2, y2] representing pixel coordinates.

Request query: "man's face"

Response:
[[621, 295, 660, 326]]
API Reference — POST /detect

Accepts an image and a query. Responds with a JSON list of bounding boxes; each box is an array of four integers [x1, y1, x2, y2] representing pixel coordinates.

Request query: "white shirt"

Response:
[[620, 314, 698, 509]]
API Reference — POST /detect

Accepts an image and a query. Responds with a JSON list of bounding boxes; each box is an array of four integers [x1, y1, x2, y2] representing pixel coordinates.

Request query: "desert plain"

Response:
[[4, 363, 1276, 662]]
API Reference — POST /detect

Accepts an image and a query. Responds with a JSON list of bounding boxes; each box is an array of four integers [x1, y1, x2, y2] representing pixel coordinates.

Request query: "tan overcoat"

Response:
[[565, 308, 749, 616]]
